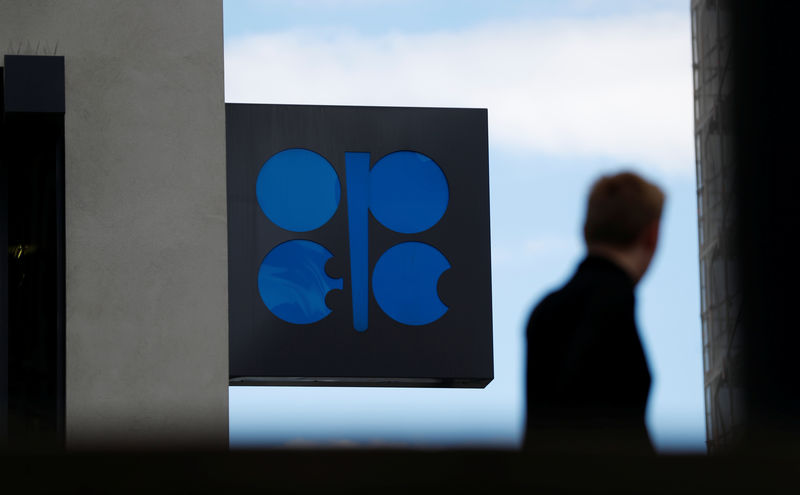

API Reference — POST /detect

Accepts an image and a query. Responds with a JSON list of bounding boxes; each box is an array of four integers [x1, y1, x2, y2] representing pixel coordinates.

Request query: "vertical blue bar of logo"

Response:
[[345, 152, 370, 332]]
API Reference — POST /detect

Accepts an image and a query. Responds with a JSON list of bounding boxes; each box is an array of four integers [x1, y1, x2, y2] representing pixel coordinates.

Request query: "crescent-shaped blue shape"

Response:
[[258, 240, 343, 325], [372, 242, 450, 326]]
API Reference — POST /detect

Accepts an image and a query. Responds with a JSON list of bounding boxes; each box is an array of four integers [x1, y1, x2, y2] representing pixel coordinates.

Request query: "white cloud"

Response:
[[523, 236, 575, 257], [491, 235, 581, 269], [225, 13, 693, 175]]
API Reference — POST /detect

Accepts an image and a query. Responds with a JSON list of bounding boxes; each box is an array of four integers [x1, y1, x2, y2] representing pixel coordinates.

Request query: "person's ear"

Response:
[[643, 220, 660, 252]]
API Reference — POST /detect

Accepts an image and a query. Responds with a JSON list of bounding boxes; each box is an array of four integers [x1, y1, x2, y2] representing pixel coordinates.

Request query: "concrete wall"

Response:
[[1, 0, 228, 448]]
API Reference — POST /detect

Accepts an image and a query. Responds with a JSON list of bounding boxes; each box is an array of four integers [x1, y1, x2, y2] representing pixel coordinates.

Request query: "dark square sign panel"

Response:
[[227, 103, 492, 387]]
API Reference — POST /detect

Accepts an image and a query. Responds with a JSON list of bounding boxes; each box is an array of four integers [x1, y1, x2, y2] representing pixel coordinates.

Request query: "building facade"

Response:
[[1, 0, 229, 448], [691, 0, 743, 452]]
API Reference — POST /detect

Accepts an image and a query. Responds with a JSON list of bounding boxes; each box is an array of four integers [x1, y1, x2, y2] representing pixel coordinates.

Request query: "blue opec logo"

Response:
[[256, 148, 450, 332]]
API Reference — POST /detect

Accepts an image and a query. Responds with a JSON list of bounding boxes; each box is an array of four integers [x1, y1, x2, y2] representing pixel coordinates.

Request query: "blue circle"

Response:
[[369, 151, 449, 234], [256, 149, 341, 232]]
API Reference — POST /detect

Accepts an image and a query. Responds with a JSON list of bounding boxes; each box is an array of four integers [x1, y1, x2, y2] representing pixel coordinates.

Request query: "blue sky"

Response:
[[223, 0, 703, 452]]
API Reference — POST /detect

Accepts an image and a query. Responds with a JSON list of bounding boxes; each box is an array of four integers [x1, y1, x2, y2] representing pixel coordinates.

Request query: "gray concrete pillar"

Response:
[[1, 0, 229, 448]]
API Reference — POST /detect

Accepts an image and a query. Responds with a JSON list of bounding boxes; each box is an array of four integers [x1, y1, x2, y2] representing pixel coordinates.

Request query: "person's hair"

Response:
[[583, 171, 665, 248]]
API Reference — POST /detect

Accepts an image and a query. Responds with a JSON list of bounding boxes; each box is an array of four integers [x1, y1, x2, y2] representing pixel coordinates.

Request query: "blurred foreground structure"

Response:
[[733, 0, 800, 453], [691, 0, 743, 452]]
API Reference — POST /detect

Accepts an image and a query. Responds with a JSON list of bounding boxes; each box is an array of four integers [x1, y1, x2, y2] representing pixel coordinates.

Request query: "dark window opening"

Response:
[[1, 55, 66, 449]]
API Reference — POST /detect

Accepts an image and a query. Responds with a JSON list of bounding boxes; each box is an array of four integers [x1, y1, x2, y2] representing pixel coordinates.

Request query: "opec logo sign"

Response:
[[227, 104, 493, 387], [257, 148, 449, 331]]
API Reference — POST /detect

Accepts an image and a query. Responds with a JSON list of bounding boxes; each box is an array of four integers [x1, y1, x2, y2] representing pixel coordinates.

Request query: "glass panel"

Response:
[[705, 386, 713, 440], [699, 217, 704, 246], [700, 259, 707, 313], [692, 10, 699, 60], [702, 317, 708, 346], [695, 133, 703, 183]]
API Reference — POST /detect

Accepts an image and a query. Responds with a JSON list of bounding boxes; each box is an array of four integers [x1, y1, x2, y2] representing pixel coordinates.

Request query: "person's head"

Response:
[[583, 171, 665, 284]]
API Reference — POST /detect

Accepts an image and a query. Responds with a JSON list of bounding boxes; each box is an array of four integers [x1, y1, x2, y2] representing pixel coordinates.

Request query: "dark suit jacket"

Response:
[[524, 255, 653, 454]]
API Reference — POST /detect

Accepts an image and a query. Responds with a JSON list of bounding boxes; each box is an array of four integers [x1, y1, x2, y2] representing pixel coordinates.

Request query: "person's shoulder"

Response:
[[527, 262, 632, 331], [570, 258, 633, 307], [526, 282, 573, 334], [529, 283, 566, 315]]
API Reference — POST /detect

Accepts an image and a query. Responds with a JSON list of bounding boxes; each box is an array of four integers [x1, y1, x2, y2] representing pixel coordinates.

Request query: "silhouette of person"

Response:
[[523, 171, 665, 455]]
